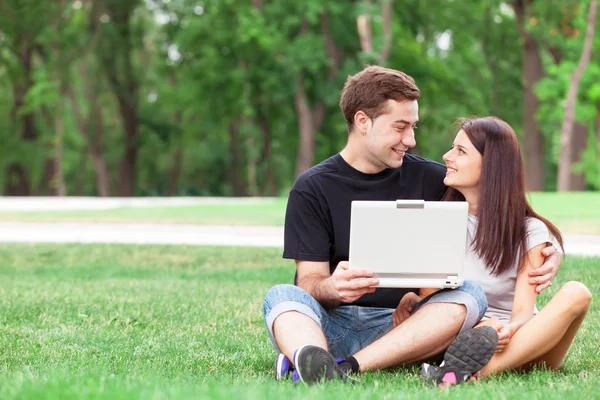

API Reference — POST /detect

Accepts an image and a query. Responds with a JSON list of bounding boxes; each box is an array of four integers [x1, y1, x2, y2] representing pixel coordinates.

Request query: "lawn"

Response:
[[0, 192, 598, 234], [0, 244, 598, 399]]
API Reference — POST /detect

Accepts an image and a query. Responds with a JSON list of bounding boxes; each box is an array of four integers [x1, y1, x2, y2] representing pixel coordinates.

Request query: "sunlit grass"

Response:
[[0, 243, 598, 399]]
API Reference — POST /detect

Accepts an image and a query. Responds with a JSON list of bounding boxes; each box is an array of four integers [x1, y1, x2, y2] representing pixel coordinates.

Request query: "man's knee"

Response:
[[263, 284, 323, 328], [414, 280, 487, 333], [457, 280, 488, 320], [263, 284, 307, 314]]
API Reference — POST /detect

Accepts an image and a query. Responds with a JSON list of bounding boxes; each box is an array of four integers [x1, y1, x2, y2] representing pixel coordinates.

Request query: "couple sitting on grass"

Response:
[[262, 66, 592, 386]]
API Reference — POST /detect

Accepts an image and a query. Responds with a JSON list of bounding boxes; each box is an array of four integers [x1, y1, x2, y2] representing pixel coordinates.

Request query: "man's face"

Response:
[[362, 100, 418, 170]]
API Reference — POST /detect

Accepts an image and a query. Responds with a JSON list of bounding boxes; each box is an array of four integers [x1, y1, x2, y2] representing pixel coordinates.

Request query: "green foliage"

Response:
[[0, 0, 598, 195]]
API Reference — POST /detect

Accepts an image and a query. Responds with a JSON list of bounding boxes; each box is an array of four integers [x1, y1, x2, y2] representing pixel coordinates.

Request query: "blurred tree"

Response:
[[513, 0, 546, 190], [95, 0, 142, 196], [0, 0, 596, 197], [0, 0, 51, 195], [558, 0, 597, 191]]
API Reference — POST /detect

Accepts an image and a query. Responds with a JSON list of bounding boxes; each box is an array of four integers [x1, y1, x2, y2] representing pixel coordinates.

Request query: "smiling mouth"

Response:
[[446, 167, 457, 174], [392, 148, 406, 156]]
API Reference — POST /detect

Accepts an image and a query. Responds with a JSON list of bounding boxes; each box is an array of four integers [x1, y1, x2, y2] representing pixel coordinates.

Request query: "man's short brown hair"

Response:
[[339, 66, 420, 131]]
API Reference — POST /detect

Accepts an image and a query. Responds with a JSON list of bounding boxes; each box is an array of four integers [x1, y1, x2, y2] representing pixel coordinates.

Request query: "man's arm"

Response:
[[296, 260, 379, 310]]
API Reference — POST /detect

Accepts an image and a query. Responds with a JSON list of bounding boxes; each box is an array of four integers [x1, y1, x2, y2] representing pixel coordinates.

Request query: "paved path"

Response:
[[0, 196, 278, 212], [0, 222, 284, 248], [1, 222, 599, 257]]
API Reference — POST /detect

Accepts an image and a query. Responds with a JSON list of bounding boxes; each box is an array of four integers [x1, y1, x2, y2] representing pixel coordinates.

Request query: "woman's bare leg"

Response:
[[480, 281, 592, 377], [523, 297, 590, 371]]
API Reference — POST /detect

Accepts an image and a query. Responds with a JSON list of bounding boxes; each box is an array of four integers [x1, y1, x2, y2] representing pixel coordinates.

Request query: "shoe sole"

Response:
[[443, 326, 498, 373], [293, 345, 348, 384]]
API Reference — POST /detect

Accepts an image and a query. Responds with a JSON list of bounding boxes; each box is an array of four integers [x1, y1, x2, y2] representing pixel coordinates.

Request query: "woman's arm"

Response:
[[508, 243, 548, 336]]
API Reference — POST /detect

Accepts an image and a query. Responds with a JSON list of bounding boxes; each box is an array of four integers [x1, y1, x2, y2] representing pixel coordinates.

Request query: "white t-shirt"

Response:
[[464, 214, 552, 322]]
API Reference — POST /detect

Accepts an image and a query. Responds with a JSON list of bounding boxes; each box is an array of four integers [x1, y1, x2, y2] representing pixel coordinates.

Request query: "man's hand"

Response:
[[528, 245, 562, 294], [326, 261, 379, 304], [392, 292, 421, 328]]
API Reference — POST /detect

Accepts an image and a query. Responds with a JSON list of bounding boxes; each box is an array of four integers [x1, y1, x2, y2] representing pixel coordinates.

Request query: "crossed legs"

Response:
[[264, 282, 486, 372], [479, 281, 592, 376]]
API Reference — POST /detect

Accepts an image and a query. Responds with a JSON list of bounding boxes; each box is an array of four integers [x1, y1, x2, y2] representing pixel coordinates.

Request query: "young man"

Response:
[[263, 66, 561, 384]]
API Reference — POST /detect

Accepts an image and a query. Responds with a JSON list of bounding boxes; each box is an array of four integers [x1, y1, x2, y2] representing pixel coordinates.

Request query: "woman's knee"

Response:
[[558, 281, 592, 314]]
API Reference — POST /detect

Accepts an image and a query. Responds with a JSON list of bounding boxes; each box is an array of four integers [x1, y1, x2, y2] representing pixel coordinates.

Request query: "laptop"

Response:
[[348, 200, 469, 289]]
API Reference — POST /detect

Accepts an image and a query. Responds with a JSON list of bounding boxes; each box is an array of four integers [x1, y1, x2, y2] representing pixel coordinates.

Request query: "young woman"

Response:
[[425, 116, 592, 384]]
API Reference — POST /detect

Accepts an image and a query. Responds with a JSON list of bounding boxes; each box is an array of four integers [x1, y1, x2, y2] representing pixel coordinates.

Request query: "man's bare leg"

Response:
[[353, 303, 466, 372], [273, 311, 329, 363]]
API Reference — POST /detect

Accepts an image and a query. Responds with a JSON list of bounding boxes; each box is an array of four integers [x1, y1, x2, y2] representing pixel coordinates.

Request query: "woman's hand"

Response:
[[495, 324, 511, 353], [476, 318, 511, 353]]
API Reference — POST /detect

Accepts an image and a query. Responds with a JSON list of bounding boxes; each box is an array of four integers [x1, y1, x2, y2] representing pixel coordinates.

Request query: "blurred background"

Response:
[[0, 0, 599, 198]]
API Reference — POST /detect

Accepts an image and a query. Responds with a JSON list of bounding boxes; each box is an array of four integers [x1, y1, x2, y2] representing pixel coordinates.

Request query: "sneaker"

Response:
[[275, 353, 355, 382], [420, 326, 498, 387], [292, 345, 352, 384], [274, 353, 293, 381]]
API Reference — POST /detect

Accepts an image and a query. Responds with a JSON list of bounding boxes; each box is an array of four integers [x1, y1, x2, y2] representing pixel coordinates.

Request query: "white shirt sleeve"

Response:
[[525, 218, 552, 252]]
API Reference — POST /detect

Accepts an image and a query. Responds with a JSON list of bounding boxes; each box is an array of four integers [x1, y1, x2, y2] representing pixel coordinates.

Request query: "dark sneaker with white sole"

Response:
[[420, 326, 498, 386], [292, 345, 353, 384], [275, 352, 356, 383]]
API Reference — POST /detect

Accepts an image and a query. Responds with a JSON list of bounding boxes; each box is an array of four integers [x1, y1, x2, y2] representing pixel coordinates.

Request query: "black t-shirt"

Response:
[[283, 153, 447, 309]]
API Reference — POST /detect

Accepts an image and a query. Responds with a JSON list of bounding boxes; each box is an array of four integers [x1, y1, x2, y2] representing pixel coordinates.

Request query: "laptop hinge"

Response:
[[396, 200, 425, 209]]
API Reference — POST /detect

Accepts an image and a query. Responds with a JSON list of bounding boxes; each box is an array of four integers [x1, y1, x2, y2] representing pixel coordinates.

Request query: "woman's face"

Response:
[[442, 129, 483, 191]]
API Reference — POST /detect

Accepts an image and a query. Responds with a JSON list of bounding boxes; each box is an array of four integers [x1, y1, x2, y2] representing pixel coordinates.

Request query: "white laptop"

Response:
[[348, 200, 469, 289]]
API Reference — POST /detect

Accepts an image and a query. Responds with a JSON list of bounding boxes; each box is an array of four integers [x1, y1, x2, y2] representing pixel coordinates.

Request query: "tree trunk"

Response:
[[293, 15, 342, 177], [258, 115, 276, 196], [514, 0, 546, 191], [52, 91, 67, 196], [41, 108, 68, 196], [357, 0, 374, 54], [228, 120, 246, 196], [6, 46, 35, 196], [356, 0, 393, 64], [96, 2, 138, 196], [379, 0, 393, 64], [597, 104, 600, 158], [118, 99, 138, 197], [482, 5, 499, 115], [247, 131, 258, 196], [90, 151, 110, 197], [167, 142, 184, 196], [75, 150, 88, 196], [294, 77, 316, 177], [67, 71, 110, 197], [558, 0, 597, 191], [569, 122, 588, 190]]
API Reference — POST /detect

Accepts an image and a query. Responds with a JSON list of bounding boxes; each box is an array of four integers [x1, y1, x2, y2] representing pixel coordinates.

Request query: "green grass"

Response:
[[527, 192, 600, 235], [0, 192, 598, 234], [0, 243, 598, 399], [0, 200, 288, 226]]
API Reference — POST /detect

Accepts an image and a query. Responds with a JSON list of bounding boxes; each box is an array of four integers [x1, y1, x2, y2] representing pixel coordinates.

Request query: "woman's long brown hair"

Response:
[[442, 117, 564, 275]]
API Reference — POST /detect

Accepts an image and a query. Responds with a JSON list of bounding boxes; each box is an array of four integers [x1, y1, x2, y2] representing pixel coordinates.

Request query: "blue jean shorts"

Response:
[[263, 281, 488, 359]]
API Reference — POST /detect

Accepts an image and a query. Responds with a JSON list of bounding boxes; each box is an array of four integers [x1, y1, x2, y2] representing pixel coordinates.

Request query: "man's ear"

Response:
[[354, 111, 370, 135]]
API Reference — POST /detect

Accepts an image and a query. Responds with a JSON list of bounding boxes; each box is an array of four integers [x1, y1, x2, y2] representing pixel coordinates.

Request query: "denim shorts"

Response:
[[263, 281, 488, 359]]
